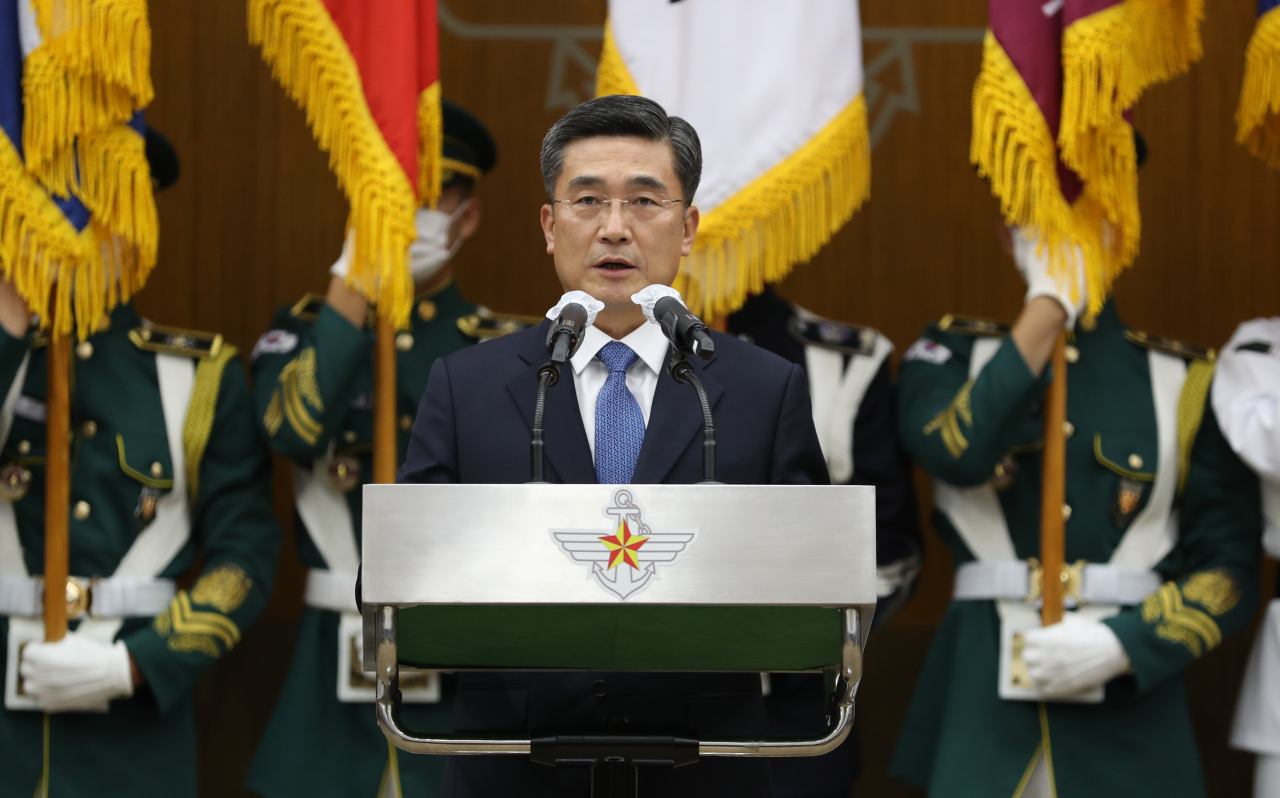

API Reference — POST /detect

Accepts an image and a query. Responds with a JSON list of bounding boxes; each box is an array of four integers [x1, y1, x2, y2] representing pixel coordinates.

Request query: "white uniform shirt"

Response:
[[570, 321, 671, 461], [1212, 317, 1280, 556]]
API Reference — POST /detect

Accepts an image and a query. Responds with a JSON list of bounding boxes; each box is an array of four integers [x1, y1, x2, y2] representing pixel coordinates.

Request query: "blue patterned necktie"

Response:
[[594, 341, 644, 484]]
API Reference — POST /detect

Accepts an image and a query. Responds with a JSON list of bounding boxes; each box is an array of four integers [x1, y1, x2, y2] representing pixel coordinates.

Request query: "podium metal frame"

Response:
[[361, 483, 875, 789]]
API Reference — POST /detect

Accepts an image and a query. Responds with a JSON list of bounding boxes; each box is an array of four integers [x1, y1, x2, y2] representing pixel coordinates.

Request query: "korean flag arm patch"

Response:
[[904, 338, 952, 366], [251, 330, 299, 362]]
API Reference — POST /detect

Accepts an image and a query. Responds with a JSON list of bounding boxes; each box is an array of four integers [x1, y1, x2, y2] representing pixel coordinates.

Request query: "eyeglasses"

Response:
[[552, 192, 686, 224]]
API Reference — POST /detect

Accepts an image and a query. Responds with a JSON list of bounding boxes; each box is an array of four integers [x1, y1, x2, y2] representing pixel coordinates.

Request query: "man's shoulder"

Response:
[[438, 318, 548, 375], [708, 329, 799, 381]]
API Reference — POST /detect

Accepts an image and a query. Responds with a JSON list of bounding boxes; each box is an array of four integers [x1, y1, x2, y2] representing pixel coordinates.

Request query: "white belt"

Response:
[[0, 575, 175, 618], [305, 568, 359, 614], [953, 560, 1162, 607]]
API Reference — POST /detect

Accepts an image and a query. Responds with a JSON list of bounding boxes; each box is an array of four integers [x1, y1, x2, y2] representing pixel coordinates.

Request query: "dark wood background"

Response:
[[140, 1, 1278, 795]]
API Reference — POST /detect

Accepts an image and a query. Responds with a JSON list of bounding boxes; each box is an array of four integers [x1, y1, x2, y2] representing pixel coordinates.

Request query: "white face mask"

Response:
[[408, 201, 470, 284]]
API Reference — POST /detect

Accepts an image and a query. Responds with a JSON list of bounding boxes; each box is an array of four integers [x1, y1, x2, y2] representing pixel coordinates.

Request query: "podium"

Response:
[[361, 483, 875, 794]]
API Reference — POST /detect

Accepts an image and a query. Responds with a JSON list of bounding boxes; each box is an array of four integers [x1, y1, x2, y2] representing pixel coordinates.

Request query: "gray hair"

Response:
[[539, 94, 702, 203]]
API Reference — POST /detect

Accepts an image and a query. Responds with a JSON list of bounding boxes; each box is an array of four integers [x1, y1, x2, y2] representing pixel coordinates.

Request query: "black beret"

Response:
[[441, 99, 497, 182]]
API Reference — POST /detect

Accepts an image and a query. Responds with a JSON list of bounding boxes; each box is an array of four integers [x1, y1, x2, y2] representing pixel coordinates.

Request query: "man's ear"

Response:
[[681, 205, 700, 257], [455, 197, 482, 242], [541, 204, 556, 255]]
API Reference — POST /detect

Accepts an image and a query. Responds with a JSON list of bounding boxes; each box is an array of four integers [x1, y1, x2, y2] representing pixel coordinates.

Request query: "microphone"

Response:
[[631, 285, 715, 360], [544, 291, 604, 365]]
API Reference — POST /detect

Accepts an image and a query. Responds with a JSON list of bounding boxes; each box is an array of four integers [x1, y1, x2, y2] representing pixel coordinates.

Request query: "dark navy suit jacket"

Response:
[[399, 319, 829, 798]]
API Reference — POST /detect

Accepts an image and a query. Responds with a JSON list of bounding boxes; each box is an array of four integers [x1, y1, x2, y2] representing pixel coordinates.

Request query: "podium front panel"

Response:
[[362, 484, 874, 607]]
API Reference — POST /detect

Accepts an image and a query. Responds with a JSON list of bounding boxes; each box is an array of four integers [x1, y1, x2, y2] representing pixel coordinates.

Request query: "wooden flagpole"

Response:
[[1039, 332, 1068, 626], [373, 316, 397, 485], [43, 329, 70, 641]]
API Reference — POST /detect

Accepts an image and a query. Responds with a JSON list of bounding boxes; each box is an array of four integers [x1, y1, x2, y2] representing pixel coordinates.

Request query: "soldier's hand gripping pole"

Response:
[[1039, 332, 1068, 626], [374, 316, 398, 485], [44, 329, 70, 641]]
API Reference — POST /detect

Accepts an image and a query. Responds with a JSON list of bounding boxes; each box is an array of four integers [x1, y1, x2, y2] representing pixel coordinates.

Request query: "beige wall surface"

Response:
[[140, 2, 1276, 795]]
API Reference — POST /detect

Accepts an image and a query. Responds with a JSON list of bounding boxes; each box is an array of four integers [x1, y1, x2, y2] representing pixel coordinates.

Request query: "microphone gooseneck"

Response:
[[530, 363, 558, 483], [668, 353, 719, 484], [652, 296, 715, 360]]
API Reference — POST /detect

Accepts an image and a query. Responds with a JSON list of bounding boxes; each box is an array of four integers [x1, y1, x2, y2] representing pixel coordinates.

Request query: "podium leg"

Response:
[[591, 757, 638, 798]]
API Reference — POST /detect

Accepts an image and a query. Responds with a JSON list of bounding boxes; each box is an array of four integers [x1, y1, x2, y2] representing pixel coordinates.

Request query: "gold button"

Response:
[[1128, 454, 1143, 470], [1062, 504, 1072, 520], [16, 440, 30, 455], [398, 414, 413, 431], [75, 341, 93, 360], [1063, 421, 1074, 439], [418, 300, 437, 322], [81, 420, 97, 439], [395, 332, 414, 352], [343, 430, 357, 443], [73, 501, 91, 521], [1064, 345, 1079, 364], [150, 461, 164, 478]]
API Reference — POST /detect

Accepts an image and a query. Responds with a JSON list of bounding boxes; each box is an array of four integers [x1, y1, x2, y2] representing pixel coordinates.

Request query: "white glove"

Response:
[[1011, 226, 1087, 329], [1021, 612, 1131, 699], [19, 633, 134, 712], [329, 230, 354, 280]]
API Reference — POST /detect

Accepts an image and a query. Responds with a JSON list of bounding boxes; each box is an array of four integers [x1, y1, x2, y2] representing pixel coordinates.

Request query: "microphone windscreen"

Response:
[[630, 284, 685, 325], [545, 291, 604, 326]]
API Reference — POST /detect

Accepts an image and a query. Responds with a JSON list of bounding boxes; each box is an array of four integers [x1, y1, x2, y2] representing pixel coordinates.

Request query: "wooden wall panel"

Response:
[[136, 1, 1275, 795]]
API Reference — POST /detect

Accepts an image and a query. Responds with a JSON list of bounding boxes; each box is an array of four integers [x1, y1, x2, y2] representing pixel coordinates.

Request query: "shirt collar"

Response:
[[571, 321, 670, 376]]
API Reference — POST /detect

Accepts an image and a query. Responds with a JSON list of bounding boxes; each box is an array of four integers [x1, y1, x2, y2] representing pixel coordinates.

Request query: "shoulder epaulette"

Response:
[[289, 293, 326, 322], [787, 315, 876, 356], [1124, 330, 1215, 362], [936, 314, 1011, 337], [128, 324, 224, 360], [457, 307, 540, 340]]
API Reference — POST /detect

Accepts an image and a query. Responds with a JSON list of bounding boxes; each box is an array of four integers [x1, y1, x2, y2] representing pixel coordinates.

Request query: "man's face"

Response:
[[540, 136, 699, 310]]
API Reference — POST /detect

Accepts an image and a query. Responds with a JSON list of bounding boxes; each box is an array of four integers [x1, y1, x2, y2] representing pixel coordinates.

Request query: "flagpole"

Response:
[[1039, 332, 1068, 626], [374, 316, 397, 485], [43, 327, 70, 642]]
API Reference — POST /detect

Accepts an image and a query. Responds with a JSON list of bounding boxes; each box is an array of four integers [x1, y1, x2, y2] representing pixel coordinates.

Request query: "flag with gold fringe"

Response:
[[1238, 0, 1280, 167], [0, 0, 157, 340], [596, 0, 870, 321], [973, 0, 1202, 319], [249, 0, 441, 328]]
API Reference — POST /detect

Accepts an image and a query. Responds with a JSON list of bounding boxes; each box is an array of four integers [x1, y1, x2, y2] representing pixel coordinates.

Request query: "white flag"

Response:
[[598, 0, 869, 319]]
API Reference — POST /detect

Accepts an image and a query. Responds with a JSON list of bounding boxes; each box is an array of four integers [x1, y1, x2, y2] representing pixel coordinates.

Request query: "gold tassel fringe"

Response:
[[418, 81, 442, 208], [23, 0, 154, 196], [249, 0, 416, 328], [1056, 0, 1204, 308], [595, 20, 870, 321], [971, 31, 1115, 317], [1238, 7, 1280, 168]]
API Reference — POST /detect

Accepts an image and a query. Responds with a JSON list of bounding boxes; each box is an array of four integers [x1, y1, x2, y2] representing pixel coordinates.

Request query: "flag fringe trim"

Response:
[[249, 0, 416, 328], [971, 31, 1116, 319], [23, 0, 154, 195], [594, 21, 870, 320], [1238, 6, 1280, 168], [1056, 0, 1203, 284], [418, 82, 443, 208], [678, 95, 870, 321]]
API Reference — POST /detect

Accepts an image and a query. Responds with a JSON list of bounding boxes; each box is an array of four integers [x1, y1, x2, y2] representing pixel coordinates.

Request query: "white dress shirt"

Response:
[[571, 321, 671, 461]]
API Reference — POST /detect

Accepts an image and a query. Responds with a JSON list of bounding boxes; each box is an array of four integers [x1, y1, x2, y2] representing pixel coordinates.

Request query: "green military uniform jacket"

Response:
[[889, 301, 1261, 798], [0, 302, 280, 798], [246, 281, 526, 798]]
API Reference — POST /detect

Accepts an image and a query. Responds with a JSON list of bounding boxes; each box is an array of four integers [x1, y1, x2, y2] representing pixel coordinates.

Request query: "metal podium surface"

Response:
[[361, 483, 876, 766], [362, 484, 875, 606]]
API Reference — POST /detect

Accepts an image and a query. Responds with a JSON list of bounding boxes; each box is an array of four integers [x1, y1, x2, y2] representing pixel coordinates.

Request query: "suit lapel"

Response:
[[505, 323, 597, 485], [632, 354, 724, 484]]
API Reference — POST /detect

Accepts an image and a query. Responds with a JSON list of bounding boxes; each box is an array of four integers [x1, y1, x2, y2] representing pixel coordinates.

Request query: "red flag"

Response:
[[250, 0, 441, 327]]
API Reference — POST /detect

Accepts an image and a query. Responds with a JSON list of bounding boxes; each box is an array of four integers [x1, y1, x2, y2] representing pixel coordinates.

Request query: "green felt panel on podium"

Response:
[[396, 605, 843, 671]]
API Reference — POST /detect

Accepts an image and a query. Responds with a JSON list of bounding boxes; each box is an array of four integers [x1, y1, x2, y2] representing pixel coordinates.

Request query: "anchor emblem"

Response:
[[550, 489, 698, 600]]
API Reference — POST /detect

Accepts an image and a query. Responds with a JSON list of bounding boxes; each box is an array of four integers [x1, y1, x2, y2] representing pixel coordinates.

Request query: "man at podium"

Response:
[[399, 95, 830, 797]]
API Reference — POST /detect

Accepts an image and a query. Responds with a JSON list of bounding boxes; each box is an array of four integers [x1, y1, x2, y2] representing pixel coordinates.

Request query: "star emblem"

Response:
[[599, 518, 649, 570]]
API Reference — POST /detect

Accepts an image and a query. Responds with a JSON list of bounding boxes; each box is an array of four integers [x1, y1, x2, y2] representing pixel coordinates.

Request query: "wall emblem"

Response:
[[551, 489, 698, 600]]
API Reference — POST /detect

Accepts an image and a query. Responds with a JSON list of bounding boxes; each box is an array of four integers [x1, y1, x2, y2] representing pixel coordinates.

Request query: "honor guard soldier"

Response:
[[1218, 319, 1280, 795], [0, 129, 282, 798], [247, 102, 533, 798], [727, 286, 921, 798], [889, 225, 1262, 798]]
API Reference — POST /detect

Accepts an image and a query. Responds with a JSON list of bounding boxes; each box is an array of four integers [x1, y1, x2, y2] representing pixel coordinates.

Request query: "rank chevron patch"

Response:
[[551, 489, 698, 600]]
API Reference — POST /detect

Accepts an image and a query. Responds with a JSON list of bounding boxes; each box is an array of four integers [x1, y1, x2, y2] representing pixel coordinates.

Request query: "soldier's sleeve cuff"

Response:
[[122, 628, 193, 716]]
